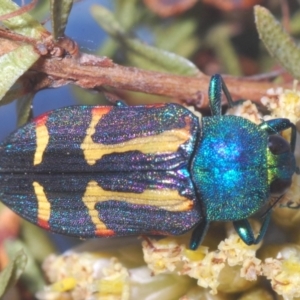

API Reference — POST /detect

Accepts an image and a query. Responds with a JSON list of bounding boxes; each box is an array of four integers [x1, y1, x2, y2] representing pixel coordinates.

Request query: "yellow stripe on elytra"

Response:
[[82, 181, 107, 231], [81, 108, 192, 165], [33, 181, 51, 223], [83, 180, 193, 226], [34, 118, 50, 165]]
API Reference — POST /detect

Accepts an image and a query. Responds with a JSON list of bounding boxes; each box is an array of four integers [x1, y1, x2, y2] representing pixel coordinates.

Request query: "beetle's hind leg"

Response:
[[233, 211, 272, 245]]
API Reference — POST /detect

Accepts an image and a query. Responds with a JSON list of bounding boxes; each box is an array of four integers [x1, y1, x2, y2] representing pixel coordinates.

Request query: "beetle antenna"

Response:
[[260, 194, 284, 219]]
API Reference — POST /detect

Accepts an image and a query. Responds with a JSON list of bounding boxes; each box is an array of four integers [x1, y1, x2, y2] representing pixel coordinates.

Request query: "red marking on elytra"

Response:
[[95, 229, 115, 237], [38, 218, 50, 230], [92, 106, 112, 116], [35, 112, 49, 126]]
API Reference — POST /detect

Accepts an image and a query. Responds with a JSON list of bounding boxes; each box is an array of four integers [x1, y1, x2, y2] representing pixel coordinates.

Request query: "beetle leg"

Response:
[[189, 219, 209, 250], [259, 118, 296, 152], [209, 74, 222, 116], [233, 211, 272, 245], [209, 74, 234, 116]]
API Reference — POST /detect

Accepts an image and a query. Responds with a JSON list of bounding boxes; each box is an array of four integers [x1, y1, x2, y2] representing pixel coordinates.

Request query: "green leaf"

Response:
[[5, 240, 45, 293], [0, 81, 23, 106], [16, 94, 33, 127], [0, 44, 40, 102], [21, 220, 56, 264], [115, 0, 140, 30], [97, 0, 143, 57], [0, 249, 27, 297], [205, 25, 242, 76], [0, 0, 46, 38], [155, 18, 198, 54], [91, 5, 126, 37], [255, 5, 300, 79], [91, 5, 199, 76], [50, 0, 74, 40]]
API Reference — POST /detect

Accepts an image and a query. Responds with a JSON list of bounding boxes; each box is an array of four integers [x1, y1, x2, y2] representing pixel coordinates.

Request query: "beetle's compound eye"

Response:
[[268, 135, 291, 155], [270, 178, 292, 195]]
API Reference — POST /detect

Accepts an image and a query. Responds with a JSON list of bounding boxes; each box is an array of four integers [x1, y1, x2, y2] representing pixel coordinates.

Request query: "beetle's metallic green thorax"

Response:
[[191, 115, 269, 221]]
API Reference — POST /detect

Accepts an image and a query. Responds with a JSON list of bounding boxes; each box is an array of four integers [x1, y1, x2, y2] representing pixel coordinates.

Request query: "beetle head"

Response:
[[267, 134, 296, 195]]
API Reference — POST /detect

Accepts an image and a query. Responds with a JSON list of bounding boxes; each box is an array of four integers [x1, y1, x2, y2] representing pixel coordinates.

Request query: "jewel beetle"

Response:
[[0, 74, 296, 250]]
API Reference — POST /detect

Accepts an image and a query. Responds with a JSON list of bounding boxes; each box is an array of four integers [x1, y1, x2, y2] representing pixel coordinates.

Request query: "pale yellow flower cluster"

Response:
[[261, 84, 300, 124], [36, 239, 196, 300], [38, 231, 300, 299], [36, 252, 130, 300], [143, 233, 300, 299], [263, 245, 300, 300], [143, 232, 261, 295]]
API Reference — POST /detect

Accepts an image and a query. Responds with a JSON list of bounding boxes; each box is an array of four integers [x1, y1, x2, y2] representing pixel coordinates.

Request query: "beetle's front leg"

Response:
[[233, 211, 272, 245], [209, 74, 234, 116], [259, 118, 296, 152]]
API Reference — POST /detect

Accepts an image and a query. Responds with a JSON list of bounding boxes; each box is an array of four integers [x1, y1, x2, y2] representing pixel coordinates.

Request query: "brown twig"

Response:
[[29, 54, 292, 108], [0, 30, 294, 109]]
